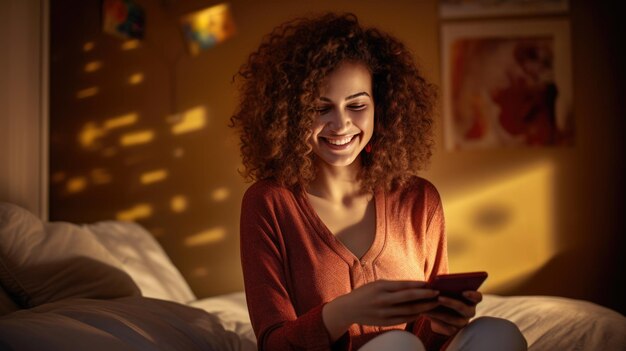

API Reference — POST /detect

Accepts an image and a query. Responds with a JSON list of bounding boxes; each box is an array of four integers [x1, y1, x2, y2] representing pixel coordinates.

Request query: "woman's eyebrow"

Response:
[[345, 92, 370, 100], [319, 92, 371, 102]]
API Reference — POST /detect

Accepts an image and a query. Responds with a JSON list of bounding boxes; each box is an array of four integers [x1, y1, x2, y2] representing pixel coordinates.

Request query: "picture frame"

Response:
[[441, 19, 574, 150], [439, 0, 569, 20]]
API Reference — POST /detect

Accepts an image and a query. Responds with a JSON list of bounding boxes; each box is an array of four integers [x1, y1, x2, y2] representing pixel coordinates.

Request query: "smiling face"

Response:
[[308, 61, 374, 169]]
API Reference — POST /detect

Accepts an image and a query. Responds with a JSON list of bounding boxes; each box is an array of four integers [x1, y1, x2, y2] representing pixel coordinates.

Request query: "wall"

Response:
[[49, 0, 625, 313], [0, 0, 48, 220]]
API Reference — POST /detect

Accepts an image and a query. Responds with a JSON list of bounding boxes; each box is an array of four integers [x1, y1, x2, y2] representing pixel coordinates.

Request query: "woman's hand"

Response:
[[423, 290, 483, 336], [322, 280, 440, 342]]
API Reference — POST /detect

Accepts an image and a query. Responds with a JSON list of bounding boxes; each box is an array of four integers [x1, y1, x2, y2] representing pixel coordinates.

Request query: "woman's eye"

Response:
[[315, 106, 331, 114], [349, 104, 366, 111]]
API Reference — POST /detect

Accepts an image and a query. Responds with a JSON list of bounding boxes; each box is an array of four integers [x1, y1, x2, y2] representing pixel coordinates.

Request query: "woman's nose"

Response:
[[327, 110, 351, 132]]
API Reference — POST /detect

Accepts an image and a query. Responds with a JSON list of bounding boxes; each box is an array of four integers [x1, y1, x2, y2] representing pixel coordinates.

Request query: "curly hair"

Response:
[[230, 12, 437, 192]]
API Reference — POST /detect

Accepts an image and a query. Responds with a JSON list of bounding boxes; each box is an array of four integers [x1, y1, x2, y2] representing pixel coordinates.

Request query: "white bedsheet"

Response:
[[477, 294, 626, 350], [193, 292, 626, 351]]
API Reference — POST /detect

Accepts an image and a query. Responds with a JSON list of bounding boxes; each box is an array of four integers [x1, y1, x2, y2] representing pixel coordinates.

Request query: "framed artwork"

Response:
[[180, 3, 236, 56], [441, 19, 574, 150], [439, 0, 569, 19], [102, 0, 145, 40]]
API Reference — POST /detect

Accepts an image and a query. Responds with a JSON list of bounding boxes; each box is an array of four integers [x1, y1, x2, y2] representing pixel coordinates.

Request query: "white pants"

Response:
[[358, 317, 527, 351]]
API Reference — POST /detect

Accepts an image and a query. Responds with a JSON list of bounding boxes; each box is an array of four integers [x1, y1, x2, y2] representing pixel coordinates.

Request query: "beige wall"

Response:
[[0, 0, 48, 219], [49, 0, 625, 313]]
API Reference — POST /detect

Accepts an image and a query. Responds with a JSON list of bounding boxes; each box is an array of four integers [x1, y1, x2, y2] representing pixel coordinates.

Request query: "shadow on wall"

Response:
[[492, 246, 625, 315], [443, 160, 558, 293], [442, 158, 625, 315]]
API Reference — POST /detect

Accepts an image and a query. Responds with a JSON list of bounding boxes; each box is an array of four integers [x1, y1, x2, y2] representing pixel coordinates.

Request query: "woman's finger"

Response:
[[382, 288, 439, 305], [424, 309, 468, 329], [377, 280, 429, 292], [384, 299, 440, 317], [462, 290, 483, 304], [438, 296, 473, 318]]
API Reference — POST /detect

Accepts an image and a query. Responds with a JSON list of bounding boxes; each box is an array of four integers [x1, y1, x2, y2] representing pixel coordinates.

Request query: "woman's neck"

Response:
[[307, 157, 368, 205]]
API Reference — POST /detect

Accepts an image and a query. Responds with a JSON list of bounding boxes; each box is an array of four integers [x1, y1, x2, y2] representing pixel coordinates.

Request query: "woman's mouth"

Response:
[[320, 134, 359, 150]]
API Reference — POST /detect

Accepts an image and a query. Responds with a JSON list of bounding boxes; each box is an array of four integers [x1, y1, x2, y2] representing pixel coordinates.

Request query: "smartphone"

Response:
[[427, 271, 488, 307]]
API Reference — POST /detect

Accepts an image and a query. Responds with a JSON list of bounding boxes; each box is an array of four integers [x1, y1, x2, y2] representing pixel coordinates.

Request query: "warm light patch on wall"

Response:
[[104, 113, 138, 129], [79, 113, 139, 150], [90, 168, 112, 185], [102, 147, 118, 157], [79, 122, 106, 149], [184, 227, 226, 247], [211, 187, 230, 202], [128, 73, 144, 85], [76, 87, 99, 99], [191, 267, 209, 278], [171, 106, 206, 134], [444, 161, 556, 292], [84, 61, 103, 72], [120, 130, 154, 146], [140, 169, 168, 184], [170, 195, 188, 213], [172, 147, 185, 158], [149, 227, 165, 237], [52, 171, 66, 183], [116, 203, 153, 221], [66, 177, 88, 194], [83, 41, 95, 52], [121, 39, 140, 50]]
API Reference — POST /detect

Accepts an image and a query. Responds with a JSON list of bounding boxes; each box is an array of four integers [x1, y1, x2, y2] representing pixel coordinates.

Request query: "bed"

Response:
[[1, 202, 624, 350]]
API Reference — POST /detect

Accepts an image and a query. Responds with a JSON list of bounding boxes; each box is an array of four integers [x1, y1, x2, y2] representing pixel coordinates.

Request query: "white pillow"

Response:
[[0, 296, 243, 351], [0, 202, 140, 308], [83, 221, 196, 304], [191, 292, 256, 351]]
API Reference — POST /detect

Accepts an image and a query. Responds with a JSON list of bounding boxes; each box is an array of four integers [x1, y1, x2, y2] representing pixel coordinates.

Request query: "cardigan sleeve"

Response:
[[410, 183, 452, 350], [240, 183, 343, 351], [424, 190, 449, 280]]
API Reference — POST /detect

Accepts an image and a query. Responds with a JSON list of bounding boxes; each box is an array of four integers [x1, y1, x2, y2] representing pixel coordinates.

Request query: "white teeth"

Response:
[[325, 135, 354, 146]]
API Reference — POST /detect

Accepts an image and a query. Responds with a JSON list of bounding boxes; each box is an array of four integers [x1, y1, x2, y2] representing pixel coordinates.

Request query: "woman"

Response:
[[231, 12, 527, 351]]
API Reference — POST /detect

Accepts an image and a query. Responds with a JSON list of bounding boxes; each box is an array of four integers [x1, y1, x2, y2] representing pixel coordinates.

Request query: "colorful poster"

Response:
[[441, 20, 574, 149], [102, 0, 145, 40], [180, 3, 236, 56]]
